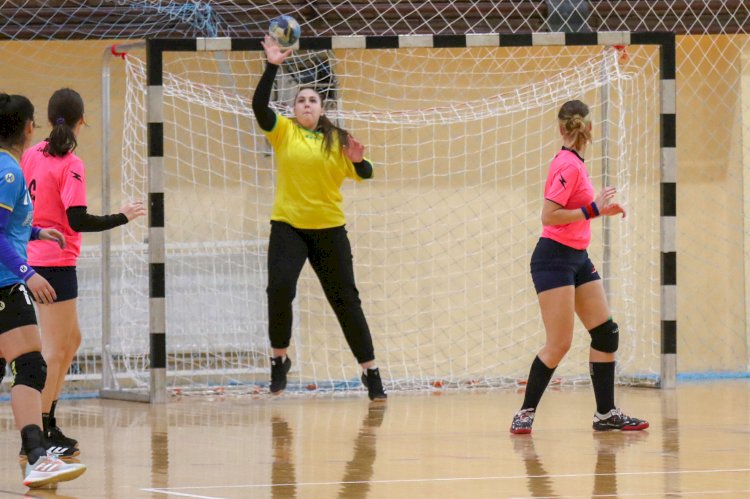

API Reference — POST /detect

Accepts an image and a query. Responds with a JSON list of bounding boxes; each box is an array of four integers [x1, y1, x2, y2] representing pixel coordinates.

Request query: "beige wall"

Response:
[[1, 36, 747, 383]]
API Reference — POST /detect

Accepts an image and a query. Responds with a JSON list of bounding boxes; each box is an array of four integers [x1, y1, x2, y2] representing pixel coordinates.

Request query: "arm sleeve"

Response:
[[0, 209, 35, 281], [252, 62, 279, 132], [353, 159, 373, 179], [66, 206, 128, 233]]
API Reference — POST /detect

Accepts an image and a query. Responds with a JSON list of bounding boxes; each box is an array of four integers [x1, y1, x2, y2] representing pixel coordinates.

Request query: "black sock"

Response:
[[590, 361, 616, 414], [49, 399, 58, 428], [521, 356, 556, 410], [21, 424, 46, 465], [42, 413, 51, 434]]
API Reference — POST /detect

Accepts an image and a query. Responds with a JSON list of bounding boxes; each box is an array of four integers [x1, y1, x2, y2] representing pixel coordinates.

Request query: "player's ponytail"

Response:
[[0, 93, 35, 151], [557, 100, 592, 153], [44, 88, 84, 157]]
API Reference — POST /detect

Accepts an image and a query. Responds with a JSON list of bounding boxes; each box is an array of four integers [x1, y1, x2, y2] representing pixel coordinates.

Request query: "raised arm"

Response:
[[253, 36, 293, 132]]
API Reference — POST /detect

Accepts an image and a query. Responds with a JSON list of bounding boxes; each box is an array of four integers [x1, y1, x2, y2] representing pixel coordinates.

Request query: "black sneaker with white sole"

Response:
[[46, 424, 78, 449], [19, 444, 80, 464]]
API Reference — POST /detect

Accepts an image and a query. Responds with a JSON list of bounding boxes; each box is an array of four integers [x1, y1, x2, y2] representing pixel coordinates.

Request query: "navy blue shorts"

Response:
[[32, 266, 78, 302], [0, 283, 38, 334], [530, 237, 601, 294]]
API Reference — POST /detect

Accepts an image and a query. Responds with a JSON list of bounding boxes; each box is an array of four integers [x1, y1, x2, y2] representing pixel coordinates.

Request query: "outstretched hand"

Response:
[[594, 186, 626, 218], [262, 35, 293, 65], [344, 135, 365, 163], [595, 186, 617, 209], [599, 202, 627, 218], [120, 200, 147, 222]]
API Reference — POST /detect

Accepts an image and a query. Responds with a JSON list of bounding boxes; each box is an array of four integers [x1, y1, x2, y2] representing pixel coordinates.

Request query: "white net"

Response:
[[0, 1, 747, 396], [110, 44, 660, 393]]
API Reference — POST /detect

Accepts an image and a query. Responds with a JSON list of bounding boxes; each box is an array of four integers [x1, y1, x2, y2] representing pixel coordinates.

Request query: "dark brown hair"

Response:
[[557, 99, 591, 153], [45, 88, 84, 157], [0, 93, 34, 150]]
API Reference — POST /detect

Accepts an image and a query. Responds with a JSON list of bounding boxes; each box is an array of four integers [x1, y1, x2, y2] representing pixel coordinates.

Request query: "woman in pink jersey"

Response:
[[509, 100, 648, 434], [21, 88, 145, 455]]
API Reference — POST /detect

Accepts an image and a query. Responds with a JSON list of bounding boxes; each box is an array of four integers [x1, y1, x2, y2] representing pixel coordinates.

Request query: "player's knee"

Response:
[[589, 319, 619, 353], [10, 351, 47, 392]]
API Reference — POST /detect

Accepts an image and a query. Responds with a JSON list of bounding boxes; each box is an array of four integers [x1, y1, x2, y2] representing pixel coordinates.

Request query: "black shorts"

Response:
[[32, 266, 78, 302], [530, 237, 601, 294], [0, 283, 38, 334]]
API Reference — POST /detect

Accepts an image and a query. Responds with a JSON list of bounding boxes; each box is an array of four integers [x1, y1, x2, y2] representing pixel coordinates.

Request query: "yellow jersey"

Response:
[[263, 114, 366, 229]]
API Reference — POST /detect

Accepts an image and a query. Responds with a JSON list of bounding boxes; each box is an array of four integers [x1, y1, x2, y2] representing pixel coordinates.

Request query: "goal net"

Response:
[[108, 42, 660, 395]]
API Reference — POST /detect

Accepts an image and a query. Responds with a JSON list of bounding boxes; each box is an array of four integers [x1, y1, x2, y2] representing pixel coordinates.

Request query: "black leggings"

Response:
[[267, 221, 375, 364]]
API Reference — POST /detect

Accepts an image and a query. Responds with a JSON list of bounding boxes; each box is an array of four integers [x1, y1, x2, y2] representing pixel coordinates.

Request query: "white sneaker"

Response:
[[23, 452, 86, 488]]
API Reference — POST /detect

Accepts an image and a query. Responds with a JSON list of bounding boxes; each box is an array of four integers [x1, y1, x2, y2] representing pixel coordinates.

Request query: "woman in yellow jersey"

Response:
[[253, 35, 386, 401]]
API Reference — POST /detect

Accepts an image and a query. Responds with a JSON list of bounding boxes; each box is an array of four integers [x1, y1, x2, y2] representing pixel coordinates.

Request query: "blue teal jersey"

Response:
[[0, 149, 33, 287]]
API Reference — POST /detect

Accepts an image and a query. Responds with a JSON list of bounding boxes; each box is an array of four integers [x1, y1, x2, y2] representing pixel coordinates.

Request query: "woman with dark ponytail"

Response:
[[253, 37, 387, 401], [21, 88, 146, 456], [0, 92, 86, 488]]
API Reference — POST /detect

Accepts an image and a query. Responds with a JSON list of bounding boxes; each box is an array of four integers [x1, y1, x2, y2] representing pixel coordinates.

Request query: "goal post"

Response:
[[101, 31, 675, 403]]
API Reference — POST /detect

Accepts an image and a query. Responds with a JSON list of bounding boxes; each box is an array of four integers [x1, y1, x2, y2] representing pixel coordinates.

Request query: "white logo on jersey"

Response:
[[4, 173, 14, 183], [19, 265, 27, 273], [0, 301, 5, 311]]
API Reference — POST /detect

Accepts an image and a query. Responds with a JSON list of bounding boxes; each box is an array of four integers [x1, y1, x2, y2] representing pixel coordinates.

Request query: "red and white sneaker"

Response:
[[509, 408, 535, 434], [593, 408, 649, 432], [23, 452, 86, 488]]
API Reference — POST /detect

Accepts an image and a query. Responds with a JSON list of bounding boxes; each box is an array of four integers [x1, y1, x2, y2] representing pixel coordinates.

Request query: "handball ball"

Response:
[[269, 15, 301, 48]]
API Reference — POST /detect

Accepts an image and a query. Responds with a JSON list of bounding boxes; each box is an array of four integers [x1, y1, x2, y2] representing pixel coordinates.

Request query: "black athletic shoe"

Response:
[[592, 408, 649, 432], [19, 444, 80, 464], [270, 356, 292, 394], [360, 368, 387, 401], [47, 425, 78, 449], [510, 408, 536, 434]]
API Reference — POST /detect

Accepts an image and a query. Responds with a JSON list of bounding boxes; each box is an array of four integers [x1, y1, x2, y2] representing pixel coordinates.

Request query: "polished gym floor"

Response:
[[1, 381, 749, 498]]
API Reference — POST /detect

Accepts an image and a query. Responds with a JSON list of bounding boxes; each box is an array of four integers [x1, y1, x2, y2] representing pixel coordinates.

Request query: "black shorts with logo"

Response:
[[530, 237, 601, 294], [0, 283, 38, 334]]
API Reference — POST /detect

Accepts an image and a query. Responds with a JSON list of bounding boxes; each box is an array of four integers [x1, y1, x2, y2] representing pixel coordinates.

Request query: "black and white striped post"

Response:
[[144, 32, 677, 400], [653, 33, 677, 389], [147, 39, 167, 404]]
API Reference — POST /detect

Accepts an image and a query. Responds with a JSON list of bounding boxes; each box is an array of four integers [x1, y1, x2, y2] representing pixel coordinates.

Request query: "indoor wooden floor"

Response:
[[1, 381, 749, 498]]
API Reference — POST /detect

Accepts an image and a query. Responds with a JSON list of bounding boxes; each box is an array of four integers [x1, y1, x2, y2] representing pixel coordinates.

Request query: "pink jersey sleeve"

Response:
[[60, 156, 87, 209], [544, 161, 581, 207]]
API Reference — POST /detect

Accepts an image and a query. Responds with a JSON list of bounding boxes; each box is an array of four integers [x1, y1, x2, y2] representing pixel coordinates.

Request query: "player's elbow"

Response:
[[67, 217, 84, 232], [354, 160, 373, 179]]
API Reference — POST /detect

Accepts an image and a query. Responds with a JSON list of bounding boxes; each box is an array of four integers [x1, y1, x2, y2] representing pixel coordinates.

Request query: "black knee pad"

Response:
[[589, 319, 619, 353], [10, 351, 47, 392], [0, 357, 5, 383]]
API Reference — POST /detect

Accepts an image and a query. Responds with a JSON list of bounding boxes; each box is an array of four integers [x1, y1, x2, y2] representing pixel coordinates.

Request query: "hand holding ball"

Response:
[[269, 15, 301, 48]]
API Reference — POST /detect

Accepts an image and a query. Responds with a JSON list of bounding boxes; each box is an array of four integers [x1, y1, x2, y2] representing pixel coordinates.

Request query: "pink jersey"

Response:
[[21, 141, 87, 266], [540, 148, 595, 250]]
